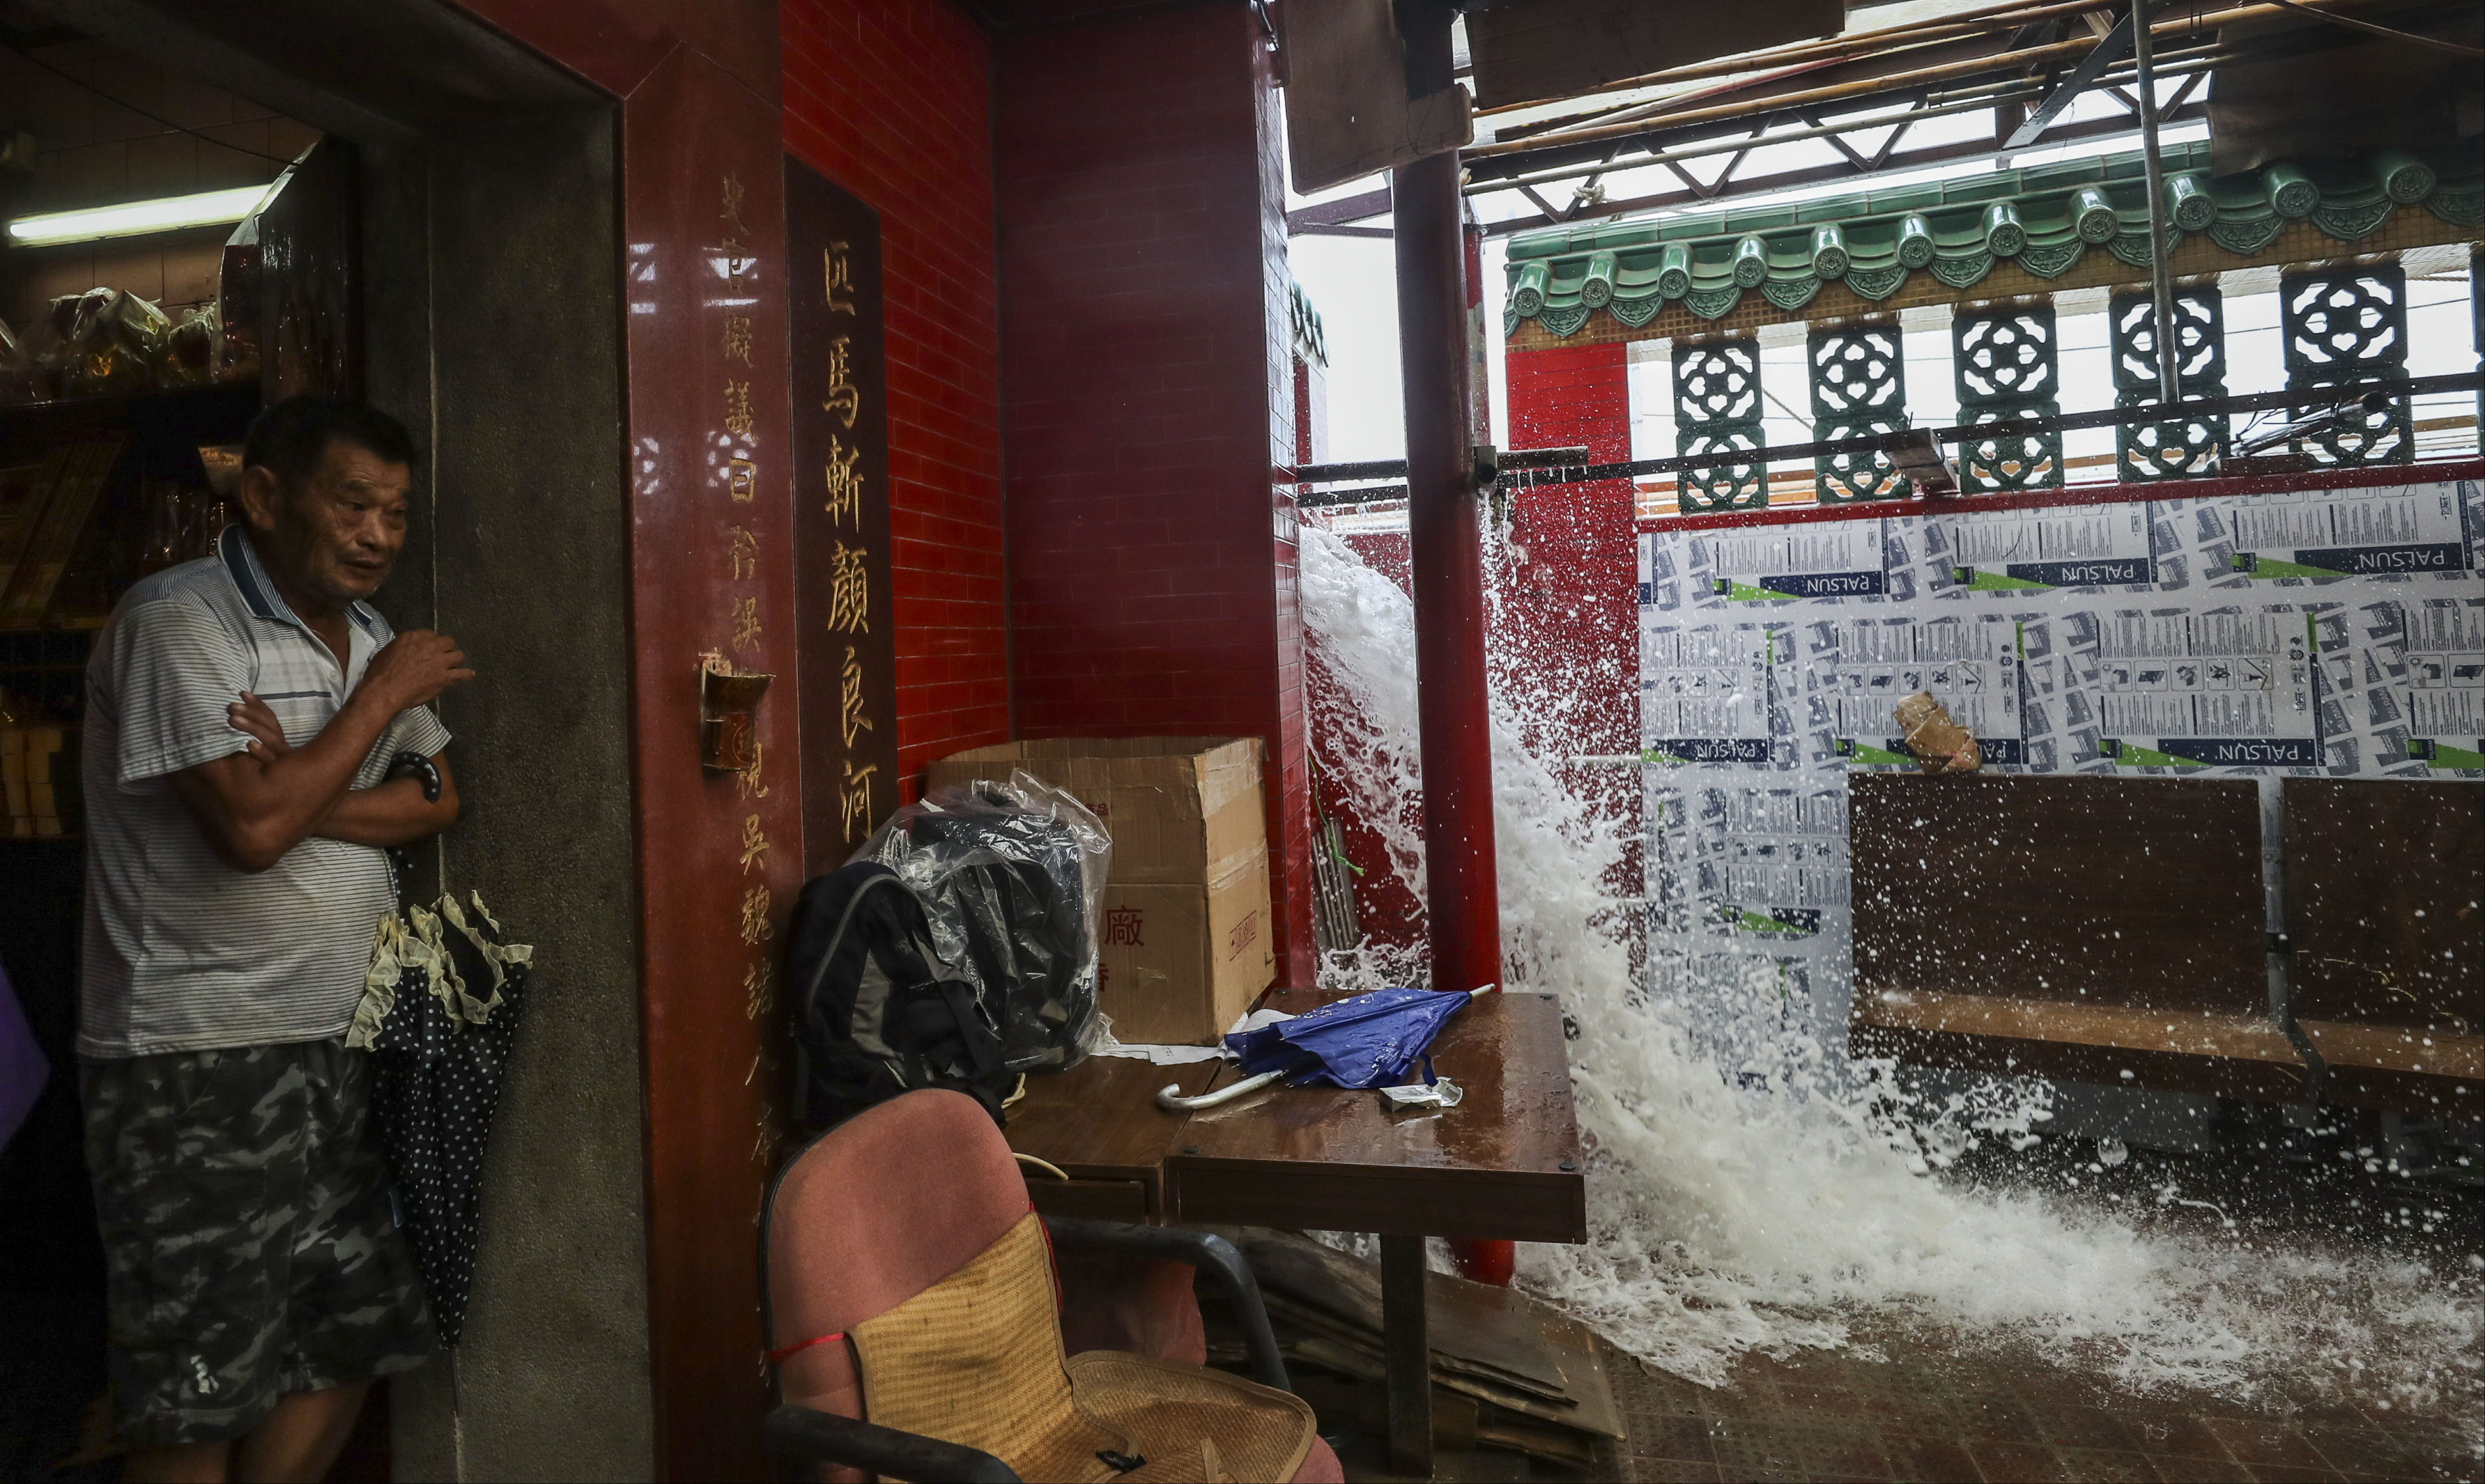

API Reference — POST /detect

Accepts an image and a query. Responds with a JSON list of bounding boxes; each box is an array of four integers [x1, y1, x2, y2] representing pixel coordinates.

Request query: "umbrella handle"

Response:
[[1156, 1069, 1285, 1112]]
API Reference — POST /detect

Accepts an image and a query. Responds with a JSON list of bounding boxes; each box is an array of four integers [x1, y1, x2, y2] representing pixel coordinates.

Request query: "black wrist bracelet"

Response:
[[385, 750, 443, 804]]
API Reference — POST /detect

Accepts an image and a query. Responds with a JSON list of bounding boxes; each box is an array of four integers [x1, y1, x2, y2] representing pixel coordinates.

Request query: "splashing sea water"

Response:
[[1296, 521, 2481, 1421]]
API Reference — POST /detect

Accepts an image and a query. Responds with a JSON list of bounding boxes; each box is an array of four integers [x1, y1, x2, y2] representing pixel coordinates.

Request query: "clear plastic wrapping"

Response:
[[52, 288, 169, 397], [853, 768, 1109, 1074], [218, 212, 263, 385]]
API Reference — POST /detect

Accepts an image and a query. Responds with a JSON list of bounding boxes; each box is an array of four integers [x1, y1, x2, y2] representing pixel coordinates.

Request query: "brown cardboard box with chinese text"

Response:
[[1095, 846, 1274, 1044]]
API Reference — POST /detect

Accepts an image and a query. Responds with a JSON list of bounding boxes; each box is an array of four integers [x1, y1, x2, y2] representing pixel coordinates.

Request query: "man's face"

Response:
[[242, 439, 411, 608]]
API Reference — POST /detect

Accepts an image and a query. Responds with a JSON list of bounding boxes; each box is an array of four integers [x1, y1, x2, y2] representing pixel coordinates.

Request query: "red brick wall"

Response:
[[1506, 341, 1638, 891], [995, 5, 1316, 988], [782, 0, 1007, 802]]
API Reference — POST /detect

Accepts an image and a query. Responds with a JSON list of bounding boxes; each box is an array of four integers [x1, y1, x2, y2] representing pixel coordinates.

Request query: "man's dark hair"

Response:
[[242, 396, 418, 493]]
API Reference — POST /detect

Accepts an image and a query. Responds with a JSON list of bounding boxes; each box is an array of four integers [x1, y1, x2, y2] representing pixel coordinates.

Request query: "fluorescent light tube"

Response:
[[7, 184, 271, 246]]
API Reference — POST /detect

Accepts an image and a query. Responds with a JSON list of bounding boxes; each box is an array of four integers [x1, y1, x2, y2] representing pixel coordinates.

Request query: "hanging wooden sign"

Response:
[[784, 158, 901, 871]]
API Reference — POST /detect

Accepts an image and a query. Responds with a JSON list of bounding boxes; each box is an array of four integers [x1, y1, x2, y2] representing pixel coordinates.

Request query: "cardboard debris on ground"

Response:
[[1895, 690, 1981, 775], [1199, 1227, 1623, 1465]]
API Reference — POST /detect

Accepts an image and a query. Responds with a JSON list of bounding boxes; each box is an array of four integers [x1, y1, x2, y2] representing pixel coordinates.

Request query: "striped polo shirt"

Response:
[[78, 527, 451, 1059]]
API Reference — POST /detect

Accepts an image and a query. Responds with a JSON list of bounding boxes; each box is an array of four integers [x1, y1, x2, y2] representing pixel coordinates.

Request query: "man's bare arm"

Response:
[[169, 630, 471, 872], [223, 695, 459, 848], [313, 752, 459, 847]]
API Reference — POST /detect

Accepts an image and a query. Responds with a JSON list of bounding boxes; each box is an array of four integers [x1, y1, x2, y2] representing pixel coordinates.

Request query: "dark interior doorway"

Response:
[[1, 3, 626, 1476]]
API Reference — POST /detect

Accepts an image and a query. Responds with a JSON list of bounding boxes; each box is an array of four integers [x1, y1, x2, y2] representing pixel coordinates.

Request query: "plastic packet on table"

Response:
[[851, 767, 1110, 1075], [159, 304, 221, 390], [53, 288, 169, 397]]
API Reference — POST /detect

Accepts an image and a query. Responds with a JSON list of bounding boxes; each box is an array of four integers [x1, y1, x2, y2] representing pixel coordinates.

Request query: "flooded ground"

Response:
[[1298, 522, 2483, 1470], [1588, 1312, 2480, 1483]]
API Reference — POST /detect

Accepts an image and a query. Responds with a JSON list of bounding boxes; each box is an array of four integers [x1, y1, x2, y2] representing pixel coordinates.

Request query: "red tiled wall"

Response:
[[1506, 341, 1639, 891], [995, 5, 1315, 988], [782, 0, 1007, 803]]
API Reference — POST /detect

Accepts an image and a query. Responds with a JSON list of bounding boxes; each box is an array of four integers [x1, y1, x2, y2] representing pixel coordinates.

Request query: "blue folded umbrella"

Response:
[[1222, 986, 1479, 1090]]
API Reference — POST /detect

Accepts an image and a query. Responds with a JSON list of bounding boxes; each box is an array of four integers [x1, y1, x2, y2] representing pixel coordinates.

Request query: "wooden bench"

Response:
[[1850, 772, 2480, 1119]]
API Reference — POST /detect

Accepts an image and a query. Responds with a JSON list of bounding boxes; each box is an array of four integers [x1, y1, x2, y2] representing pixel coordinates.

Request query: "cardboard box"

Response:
[[925, 736, 1264, 885], [928, 737, 1276, 1042], [1098, 846, 1275, 1045]]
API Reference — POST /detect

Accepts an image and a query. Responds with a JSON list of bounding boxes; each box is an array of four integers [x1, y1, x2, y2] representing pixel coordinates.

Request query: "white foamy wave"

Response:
[[1298, 521, 2481, 1416]]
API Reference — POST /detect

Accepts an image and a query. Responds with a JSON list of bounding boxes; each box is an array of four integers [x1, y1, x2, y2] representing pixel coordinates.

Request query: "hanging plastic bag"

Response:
[[850, 768, 1109, 1074]]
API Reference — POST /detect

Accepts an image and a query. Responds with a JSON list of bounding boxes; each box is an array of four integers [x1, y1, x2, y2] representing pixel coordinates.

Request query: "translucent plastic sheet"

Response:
[[853, 768, 1109, 1073]]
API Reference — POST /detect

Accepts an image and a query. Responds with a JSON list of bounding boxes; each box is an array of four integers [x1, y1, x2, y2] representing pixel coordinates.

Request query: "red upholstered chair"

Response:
[[760, 1088, 1344, 1483]]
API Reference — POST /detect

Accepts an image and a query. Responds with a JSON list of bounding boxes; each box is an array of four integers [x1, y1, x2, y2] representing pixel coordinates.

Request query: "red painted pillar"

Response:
[[1450, 204, 1521, 1292], [1395, 150, 1502, 1001], [1388, 104, 1495, 1432], [1504, 340, 1638, 892]]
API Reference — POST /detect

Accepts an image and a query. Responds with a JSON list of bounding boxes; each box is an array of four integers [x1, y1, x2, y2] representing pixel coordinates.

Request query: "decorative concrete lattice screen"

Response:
[[2282, 264, 2414, 468], [1637, 261, 2471, 505], [2108, 286, 2228, 484], [1672, 336, 1767, 511], [1807, 323, 1910, 504], [1953, 302, 2066, 493]]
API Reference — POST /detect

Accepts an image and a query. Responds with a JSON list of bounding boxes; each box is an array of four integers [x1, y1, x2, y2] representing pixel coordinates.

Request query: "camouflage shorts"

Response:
[[80, 1037, 436, 1446]]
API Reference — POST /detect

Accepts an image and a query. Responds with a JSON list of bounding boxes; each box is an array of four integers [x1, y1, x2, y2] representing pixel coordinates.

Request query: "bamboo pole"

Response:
[[1467, 0, 2392, 160], [1462, 45, 2228, 197], [1473, 0, 2129, 118], [1493, 59, 1851, 147]]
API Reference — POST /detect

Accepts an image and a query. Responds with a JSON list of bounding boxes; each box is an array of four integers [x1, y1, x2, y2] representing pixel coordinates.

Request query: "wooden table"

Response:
[[1009, 987, 1587, 1476]]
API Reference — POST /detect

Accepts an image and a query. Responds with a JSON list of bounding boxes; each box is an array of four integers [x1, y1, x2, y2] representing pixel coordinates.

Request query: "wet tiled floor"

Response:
[[1594, 1330, 2480, 1484]]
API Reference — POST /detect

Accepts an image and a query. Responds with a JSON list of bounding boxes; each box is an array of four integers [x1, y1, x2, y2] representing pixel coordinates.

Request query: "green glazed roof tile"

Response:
[[1500, 141, 2483, 337], [1288, 278, 1328, 368]]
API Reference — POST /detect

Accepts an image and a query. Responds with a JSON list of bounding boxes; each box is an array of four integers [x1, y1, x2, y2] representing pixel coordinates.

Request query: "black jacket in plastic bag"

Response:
[[785, 770, 1107, 1130]]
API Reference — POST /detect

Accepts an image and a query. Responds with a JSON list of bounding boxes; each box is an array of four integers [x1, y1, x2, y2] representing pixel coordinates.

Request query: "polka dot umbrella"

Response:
[[345, 892, 533, 1346]]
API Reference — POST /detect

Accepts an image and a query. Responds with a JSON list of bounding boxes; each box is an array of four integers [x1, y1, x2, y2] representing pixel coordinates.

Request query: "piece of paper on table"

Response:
[[1087, 1006, 1294, 1065], [1378, 1078, 1462, 1110], [1087, 1031, 1224, 1065]]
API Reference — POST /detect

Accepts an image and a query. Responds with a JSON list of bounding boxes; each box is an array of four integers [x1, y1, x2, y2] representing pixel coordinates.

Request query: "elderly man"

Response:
[[79, 396, 472, 1483]]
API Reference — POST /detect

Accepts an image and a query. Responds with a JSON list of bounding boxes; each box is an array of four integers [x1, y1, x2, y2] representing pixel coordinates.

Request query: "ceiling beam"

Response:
[[2003, 0, 2151, 147], [1285, 184, 1395, 237], [1479, 100, 2205, 237]]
